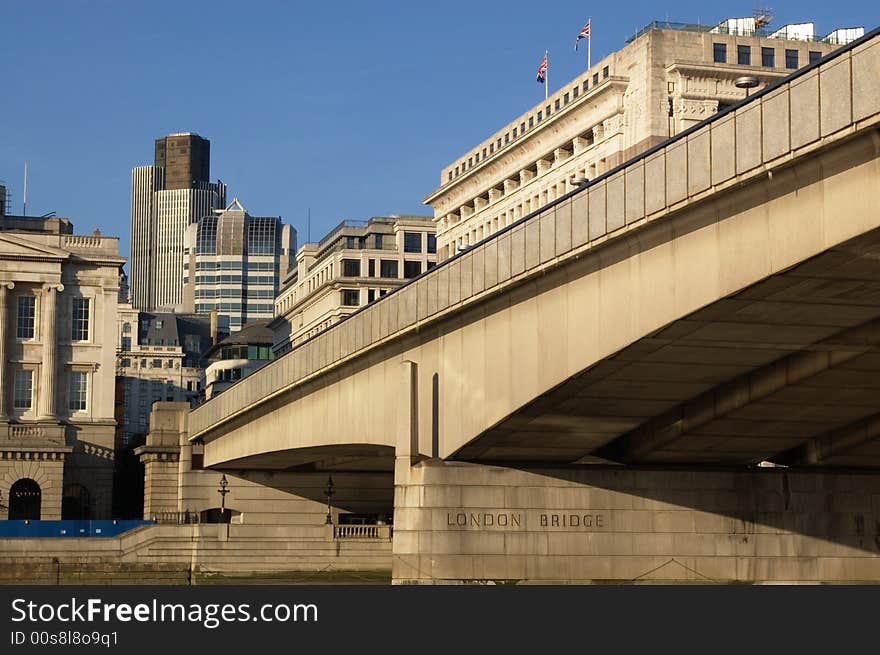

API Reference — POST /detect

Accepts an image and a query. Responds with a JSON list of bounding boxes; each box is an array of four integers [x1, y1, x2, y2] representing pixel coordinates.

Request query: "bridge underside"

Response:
[[455, 227, 880, 468], [211, 444, 395, 472]]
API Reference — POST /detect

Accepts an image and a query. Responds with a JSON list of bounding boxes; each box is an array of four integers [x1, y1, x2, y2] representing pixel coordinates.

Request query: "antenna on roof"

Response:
[[22, 161, 27, 217], [754, 8, 774, 29]]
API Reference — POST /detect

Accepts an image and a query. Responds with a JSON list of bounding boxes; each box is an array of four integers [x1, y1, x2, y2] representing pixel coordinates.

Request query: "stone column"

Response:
[[37, 283, 63, 421], [0, 282, 13, 420]]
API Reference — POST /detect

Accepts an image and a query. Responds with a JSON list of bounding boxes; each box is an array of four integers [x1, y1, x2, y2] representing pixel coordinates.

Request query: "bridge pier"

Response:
[[393, 460, 880, 584]]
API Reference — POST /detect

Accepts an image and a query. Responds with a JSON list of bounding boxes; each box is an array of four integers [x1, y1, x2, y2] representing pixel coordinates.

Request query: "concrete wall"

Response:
[[393, 459, 880, 584], [0, 523, 391, 584]]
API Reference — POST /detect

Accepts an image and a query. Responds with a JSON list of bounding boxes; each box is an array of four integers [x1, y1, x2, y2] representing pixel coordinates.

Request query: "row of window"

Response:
[[340, 288, 395, 307], [219, 345, 274, 361], [120, 357, 180, 370], [342, 259, 431, 279], [14, 296, 90, 341], [713, 42, 823, 69], [189, 275, 276, 286], [187, 260, 277, 271], [340, 232, 437, 254], [194, 288, 275, 299], [449, 67, 610, 182], [12, 370, 88, 412], [194, 302, 274, 314]]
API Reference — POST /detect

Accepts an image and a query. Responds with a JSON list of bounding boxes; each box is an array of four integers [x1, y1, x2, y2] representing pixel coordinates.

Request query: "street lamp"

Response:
[[734, 75, 760, 98], [217, 474, 230, 513], [324, 475, 335, 525]]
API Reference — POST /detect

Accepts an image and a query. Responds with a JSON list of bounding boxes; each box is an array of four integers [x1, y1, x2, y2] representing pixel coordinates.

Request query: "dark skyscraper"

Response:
[[153, 133, 211, 190]]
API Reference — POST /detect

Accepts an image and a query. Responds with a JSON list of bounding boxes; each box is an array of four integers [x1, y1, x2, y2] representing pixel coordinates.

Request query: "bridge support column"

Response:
[[392, 461, 880, 584]]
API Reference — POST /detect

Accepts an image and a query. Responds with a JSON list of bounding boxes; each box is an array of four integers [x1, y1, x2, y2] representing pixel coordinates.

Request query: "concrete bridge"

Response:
[[183, 31, 880, 583]]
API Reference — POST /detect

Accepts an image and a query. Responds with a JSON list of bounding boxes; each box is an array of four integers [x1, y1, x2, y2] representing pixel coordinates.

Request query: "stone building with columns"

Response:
[[424, 17, 862, 259], [0, 215, 124, 520]]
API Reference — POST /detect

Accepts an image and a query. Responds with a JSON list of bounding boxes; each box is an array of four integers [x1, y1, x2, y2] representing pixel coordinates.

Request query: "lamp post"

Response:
[[217, 474, 230, 513], [734, 75, 760, 98], [324, 475, 335, 525]]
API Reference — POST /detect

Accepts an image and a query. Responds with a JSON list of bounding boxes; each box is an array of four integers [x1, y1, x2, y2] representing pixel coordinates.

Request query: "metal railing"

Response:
[[151, 511, 200, 525], [333, 524, 392, 540], [627, 20, 854, 44]]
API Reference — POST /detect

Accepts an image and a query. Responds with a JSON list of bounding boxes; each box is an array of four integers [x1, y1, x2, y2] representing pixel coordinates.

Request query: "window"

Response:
[[367, 289, 376, 303], [713, 43, 727, 63], [573, 86, 579, 98], [528, 117, 534, 128], [17, 296, 35, 339], [341, 289, 360, 306], [342, 258, 361, 277], [520, 122, 525, 133], [403, 261, 422, 279], [809, 51, 822, 64], [154, 319, 163, 329], [592, 73, 599, 85], [737, 45, 751, 66], [761, 47, 775, 67], [121, 336, 131, 351], [512, 128, 517, 138], [404, 232, 422, 253], [121, 358, 131, 367], [785, 49, 798, 69], [368, 259, 376, 277], [122, 322, 131, 334], [537, 110, 542, 122], [14, 370, 33, 410], [583, 80, 588, 92], [554, 99, 560, 110], [71, 298, 90, 341], [427, 234, 437, 254], [380, 260, 398, 278], [152, 359, 162, 368], [140, 359, 147, 368], [69, 371, 87, 411], [504, 134, 509, 144], [346, 236, 355, 248], [602, 66, 609, 78]]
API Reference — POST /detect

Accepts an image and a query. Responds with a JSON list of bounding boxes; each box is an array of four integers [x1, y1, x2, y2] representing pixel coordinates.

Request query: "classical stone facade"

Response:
[[424, 19, 859, 259], [271, 215, 436, 354], [0, 215, 124, 520]]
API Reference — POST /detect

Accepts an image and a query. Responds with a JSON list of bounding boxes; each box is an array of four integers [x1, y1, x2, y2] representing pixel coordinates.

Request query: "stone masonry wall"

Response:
[[393, 460, 880, 584]]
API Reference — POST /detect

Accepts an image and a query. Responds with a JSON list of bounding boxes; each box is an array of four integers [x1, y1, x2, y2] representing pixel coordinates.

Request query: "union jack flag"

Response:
[[536, 51, 548, 83], [575, 19, 591, 51]]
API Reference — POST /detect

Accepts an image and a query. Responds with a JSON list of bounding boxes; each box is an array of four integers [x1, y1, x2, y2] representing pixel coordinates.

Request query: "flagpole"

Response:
[[545, 50, 549, 100], [587, 18, 592, 70]]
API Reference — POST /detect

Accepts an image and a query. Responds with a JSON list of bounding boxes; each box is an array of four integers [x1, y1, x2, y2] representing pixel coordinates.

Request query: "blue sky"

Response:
[[1, 1, 876, 264]]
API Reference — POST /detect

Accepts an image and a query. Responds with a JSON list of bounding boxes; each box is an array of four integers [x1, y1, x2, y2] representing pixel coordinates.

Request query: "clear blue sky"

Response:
[[1, 1, 876, 265]]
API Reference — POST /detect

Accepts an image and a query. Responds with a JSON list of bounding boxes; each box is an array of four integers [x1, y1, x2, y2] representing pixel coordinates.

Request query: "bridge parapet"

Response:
[[190, 29, 880, 441]]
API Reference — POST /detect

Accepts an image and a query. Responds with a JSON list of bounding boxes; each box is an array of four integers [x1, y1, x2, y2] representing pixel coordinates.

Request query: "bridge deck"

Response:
[[192, 29, 880, 471]]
